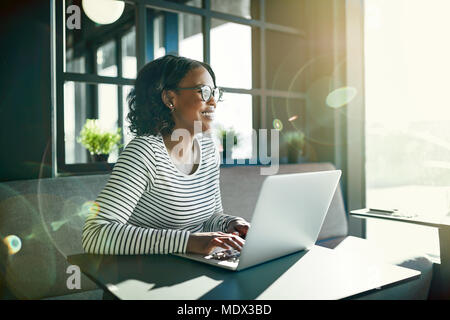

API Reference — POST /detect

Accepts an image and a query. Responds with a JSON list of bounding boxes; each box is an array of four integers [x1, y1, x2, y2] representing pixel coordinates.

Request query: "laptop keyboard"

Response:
[[206, 248, 241, 262]]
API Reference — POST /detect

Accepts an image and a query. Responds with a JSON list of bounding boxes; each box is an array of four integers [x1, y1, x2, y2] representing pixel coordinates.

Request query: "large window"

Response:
[[60, 0, 136, 174], [55, 0, 306, 175], [364, 0, 450, 260]]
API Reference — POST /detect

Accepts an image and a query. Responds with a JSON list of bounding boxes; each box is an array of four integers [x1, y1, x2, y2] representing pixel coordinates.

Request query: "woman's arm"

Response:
[[82, 138, 190, 255]]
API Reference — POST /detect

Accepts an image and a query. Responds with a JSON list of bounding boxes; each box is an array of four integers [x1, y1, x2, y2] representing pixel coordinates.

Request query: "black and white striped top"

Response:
[[82, 133, 239, 255]]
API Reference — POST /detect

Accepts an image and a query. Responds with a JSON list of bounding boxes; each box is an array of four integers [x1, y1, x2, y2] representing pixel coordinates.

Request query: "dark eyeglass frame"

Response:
[[174, 85, 224, 103]]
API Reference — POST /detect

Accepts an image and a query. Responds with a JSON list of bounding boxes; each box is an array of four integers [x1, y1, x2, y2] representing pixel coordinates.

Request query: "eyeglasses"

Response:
[[175, 85, 224, 103]]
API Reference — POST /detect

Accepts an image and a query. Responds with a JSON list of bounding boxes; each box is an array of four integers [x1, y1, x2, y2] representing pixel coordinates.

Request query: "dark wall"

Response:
[[303, 0, 346, 165], [0, 0, 52, 182]]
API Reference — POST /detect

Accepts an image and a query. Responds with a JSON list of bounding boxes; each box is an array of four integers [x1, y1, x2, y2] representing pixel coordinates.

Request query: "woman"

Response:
[[82, 55, 250, 256]]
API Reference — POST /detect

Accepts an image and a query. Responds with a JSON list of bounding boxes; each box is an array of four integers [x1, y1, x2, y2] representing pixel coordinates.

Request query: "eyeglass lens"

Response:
[[201, 86, 223, 103]]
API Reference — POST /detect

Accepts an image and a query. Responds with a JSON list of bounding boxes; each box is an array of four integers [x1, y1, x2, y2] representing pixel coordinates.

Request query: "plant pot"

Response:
[[287, 148, 301, 163], [91, 154, 109, 162], [221, 148, 233, 165]]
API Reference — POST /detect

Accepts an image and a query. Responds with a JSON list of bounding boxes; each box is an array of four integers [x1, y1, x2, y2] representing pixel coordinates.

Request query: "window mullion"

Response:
[[260, 0, 266, 130], [116, 35, 124, 151], [55, 0, 65, 175], [203, 0, 211, 64], [136, 3, 148, 71]]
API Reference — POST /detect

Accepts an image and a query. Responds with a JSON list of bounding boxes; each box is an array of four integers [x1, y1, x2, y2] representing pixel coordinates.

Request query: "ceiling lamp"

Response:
[[82, 0, 125, 25]]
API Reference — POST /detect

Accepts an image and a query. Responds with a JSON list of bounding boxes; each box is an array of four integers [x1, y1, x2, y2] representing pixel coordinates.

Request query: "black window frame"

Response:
[[53, 0, 307, 177]]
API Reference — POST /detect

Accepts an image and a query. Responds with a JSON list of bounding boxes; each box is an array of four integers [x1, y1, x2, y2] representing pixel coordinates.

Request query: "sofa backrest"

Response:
[[0, 162, 347, 299], [0, 174, 110, 299]]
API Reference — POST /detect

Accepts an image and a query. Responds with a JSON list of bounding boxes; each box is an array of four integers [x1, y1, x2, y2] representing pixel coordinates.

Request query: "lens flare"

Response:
[[288, 115, 298, 122], [79, 201, 100, 219], [51, 219, 69, 232], [25, 233, 35, 240], [273, 119, 283, 131], [325, 86, 358, 109], [3, 235, 22, 255]]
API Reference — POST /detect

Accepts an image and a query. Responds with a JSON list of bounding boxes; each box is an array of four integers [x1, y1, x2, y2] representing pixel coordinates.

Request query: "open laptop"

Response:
[[173, 169, 342, 271]]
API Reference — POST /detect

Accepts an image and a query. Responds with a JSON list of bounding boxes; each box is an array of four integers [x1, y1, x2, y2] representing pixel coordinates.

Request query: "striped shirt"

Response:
[[82, 133, 239, 255]]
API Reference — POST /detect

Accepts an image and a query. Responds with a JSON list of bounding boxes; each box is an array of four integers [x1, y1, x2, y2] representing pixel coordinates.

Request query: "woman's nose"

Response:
[[207, 97, 217, 107]]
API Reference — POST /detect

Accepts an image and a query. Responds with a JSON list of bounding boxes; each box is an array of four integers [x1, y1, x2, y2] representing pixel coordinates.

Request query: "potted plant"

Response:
[[283, 131, 305, 163], [77, 119, 123, 162], [216, 126, 239, 164]]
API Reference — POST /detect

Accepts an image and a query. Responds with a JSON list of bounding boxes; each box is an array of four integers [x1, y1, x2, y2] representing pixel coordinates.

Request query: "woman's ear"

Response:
[[161, 90, 175, 109]]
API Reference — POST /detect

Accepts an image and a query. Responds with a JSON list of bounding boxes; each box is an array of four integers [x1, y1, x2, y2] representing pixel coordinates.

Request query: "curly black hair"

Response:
[[126, 55, 217, 137]]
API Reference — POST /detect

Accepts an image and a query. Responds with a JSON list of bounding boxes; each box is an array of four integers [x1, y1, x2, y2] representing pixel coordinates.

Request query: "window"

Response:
[[97, 40, 118, 77], [64, 81, 87, 164], [214, 93, 254, 159], [55, 0, 306, 175], [266, 97, 307, 163], [121, 26, 137, 79], [59, 0, 136, 174], [211, 20, 252, 89], [152, 10, 203, 61], [211, 0, 256, 19], [364, 0, 450, 260]]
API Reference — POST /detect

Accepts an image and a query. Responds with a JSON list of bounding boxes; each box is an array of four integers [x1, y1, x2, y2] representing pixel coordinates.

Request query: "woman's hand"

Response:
[[226, 219, 251, 239], [186, 232, 245, 255]]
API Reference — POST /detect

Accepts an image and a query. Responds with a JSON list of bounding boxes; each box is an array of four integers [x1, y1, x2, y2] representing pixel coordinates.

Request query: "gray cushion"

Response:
[[220, 162, 348, 240], [43, 288, 103, 300], [0, 174, 110, 299]]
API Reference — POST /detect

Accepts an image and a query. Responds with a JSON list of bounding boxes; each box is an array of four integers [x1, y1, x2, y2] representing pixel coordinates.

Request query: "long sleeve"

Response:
[[82, 138, 190, 255]]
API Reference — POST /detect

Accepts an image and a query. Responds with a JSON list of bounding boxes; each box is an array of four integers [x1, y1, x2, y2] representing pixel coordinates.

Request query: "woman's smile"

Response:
[[200, 107, 215, 121]]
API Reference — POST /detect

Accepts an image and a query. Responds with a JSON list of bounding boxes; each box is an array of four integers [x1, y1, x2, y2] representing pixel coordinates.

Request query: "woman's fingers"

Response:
[[232, 233, 245, 247], [213, 232, 244, 244], [210, 238, 231, 251], [211, 237, 240, 251], [209, 232, 246, 253], [219, 235, 245, 251]]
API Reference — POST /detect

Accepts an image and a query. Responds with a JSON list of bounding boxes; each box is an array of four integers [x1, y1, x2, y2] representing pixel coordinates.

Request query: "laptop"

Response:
[[173, 169, 342, 271]]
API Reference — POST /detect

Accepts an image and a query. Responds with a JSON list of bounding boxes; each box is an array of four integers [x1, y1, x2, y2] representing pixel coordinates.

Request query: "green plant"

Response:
[[284, 131, 305, 152], [77, 119, 123, 155], [216, 126, 239, 148]]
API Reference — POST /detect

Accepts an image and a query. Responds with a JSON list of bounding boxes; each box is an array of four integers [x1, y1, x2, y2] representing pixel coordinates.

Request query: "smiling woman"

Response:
[[82, 55, 250, 256], [126, 55, 223, 136]]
